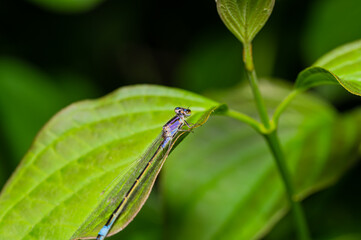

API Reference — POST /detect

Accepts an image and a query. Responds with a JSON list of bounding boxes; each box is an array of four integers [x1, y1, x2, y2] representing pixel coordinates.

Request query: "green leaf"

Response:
[[295, 39, 361, 95], [162, 81, 360, 240], [0, 85, 224, 240], [216, 0, 275, 44], [28, 0, 104, 13]]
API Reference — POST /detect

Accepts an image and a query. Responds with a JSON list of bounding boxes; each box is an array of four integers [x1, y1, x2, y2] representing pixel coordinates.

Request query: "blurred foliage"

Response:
[[175, 34, 244, 93], [302, 0, 361, 64], [162, 81, 360, 239], [175, 29, 277, 93], [0, 155, 4, 187], [0, 0, 360, 239], [266, 145, 361, 240], [28, 0, 105, 13], [0, 58, 98, 166]]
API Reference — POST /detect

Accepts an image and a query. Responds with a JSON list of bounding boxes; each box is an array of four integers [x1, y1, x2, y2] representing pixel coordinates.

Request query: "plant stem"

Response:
[[242, 42, 311, 240], [225, 109, 264, 133], [243, 43, 271, 129], [272, 89, 301, 125], [264, 131, 310, 240]]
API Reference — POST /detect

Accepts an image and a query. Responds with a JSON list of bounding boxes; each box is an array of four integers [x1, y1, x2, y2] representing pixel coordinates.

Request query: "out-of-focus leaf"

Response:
[[175, 30, 277, 92], [216, 0, 275, 43], [28, 0, 104, 13], [0, 85, 224, 240], [0, 57, 98, 163], [266, 129, 361, 240], [328, 235, 361, 240], [303, 0, 361, 64], [295, 39, 361, 95], [162, 81, 360, 240], [175, 35, 244, 92]]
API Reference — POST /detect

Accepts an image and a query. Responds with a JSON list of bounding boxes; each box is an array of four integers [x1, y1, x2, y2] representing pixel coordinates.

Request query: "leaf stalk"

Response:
[[243, 43, 271, 129], [225, 109, 264, 133], [264, 131, 311, 240], [241, 42, 311, 240], [272, 89, 301, 125]]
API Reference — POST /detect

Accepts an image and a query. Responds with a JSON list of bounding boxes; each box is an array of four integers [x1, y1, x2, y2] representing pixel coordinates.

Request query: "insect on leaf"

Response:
[[0, 85, 225, 240]]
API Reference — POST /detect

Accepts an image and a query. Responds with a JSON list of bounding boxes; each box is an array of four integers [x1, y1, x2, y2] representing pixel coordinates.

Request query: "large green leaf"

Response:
[[162, 81, 361, 240], [295, 39, 361, 95], [0, 85, 223, 240], [216, 0, 275, 44]]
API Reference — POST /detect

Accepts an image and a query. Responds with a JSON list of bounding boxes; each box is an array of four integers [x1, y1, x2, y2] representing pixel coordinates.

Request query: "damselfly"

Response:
[[96, 107, 192, 240]]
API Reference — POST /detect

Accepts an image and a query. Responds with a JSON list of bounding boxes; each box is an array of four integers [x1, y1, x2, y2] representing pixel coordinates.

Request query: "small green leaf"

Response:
[[28, 0, 104, 13], [0, 85, 223, 240], [162, 81, 361, 239], [295, 39, 361, 95], [216, 0, 275, 44]]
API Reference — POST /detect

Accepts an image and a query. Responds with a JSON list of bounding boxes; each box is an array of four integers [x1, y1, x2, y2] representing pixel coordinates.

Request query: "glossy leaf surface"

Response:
[[162, 81, 361, 239], [216, 0, 275, 43], [0, 85, 223, 240], [295, 39, 361, 95]]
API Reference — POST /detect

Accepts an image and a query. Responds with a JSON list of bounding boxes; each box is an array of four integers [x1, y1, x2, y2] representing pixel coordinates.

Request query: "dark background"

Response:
[[1, 0, 361, 239]]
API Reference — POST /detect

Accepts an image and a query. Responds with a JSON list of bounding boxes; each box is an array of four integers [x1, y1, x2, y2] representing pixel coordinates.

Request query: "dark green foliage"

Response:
[[0, 0, 361, 239]]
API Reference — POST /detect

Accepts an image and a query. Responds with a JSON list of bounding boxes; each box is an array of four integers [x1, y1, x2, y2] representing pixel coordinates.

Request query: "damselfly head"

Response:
[[174, 107, 191, 117]]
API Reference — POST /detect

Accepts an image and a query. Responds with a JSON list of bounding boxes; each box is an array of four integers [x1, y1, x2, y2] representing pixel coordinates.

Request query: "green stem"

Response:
[[242, 42, 311, 240], [264, 132, 311, 240], [225, 109, 264, 133], [243, 43, 271, 129], [272, 89, 301, 125]]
